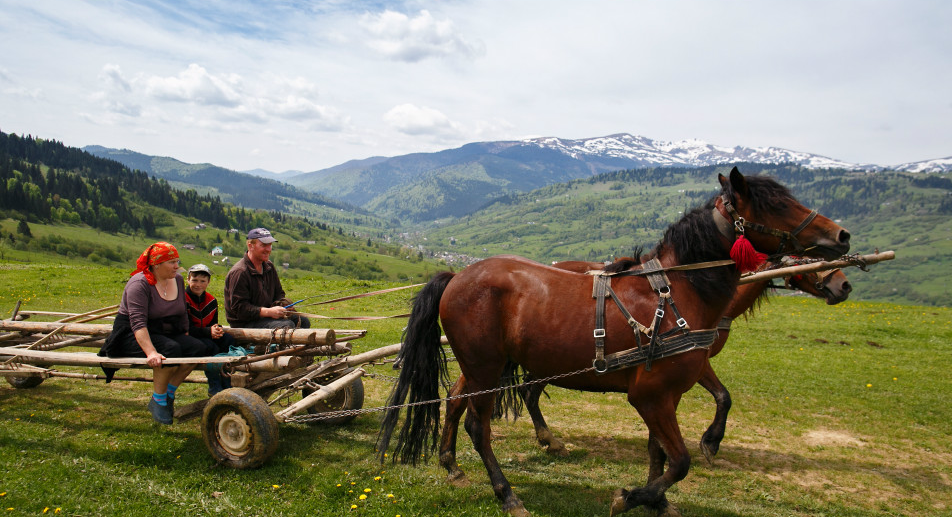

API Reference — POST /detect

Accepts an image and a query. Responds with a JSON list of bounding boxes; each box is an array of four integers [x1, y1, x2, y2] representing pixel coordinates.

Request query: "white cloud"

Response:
[[143, 63, 242, 107], [384, 103, 463, 138], [360, 9, 484, 62]]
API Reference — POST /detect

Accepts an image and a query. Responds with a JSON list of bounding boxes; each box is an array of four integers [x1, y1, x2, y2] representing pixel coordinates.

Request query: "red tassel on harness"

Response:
[[730, 235, 767, 273]]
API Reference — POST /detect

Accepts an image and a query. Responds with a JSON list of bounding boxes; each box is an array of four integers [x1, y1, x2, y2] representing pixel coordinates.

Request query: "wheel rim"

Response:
[[217, 411, 252, 456]]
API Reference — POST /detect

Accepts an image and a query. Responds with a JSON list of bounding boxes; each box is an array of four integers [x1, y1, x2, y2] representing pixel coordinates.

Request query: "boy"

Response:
[[185, 263, 236, 395]]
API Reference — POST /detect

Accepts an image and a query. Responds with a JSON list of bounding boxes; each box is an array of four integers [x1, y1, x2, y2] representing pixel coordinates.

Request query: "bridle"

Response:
[[713, 193, 819, 258]]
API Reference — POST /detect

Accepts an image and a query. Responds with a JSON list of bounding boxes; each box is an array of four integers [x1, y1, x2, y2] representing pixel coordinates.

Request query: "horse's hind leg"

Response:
[[465, 392, 530, 517], [698, 361, 731, 464], [440, 375, 470, 486], [521, 381, 568, 456]]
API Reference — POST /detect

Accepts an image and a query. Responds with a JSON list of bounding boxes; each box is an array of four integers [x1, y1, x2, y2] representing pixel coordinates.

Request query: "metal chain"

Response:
[[284, 365, 596, 424]]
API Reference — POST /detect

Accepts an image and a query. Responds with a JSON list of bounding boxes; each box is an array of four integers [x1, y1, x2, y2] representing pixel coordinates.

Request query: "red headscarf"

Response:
[[131, 242, 179, 285]]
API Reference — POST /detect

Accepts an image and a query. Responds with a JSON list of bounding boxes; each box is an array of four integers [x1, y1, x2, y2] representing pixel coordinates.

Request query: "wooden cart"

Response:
[[0, 312, 401, 469]]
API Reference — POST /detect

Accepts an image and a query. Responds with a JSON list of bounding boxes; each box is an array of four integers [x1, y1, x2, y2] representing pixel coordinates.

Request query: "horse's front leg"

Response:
[[520, 380, 568, 456], [698, 361, 731, 464], [440, 375, 470, 486], [465, 392, 530, 517], [611, 395, 688, 517]]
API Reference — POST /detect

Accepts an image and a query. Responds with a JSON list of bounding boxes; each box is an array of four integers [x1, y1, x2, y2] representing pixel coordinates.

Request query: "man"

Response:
[[223, 227, 310, 330]]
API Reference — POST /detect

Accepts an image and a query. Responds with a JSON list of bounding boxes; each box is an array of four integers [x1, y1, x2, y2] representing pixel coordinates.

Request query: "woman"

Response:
[[100, 242, 217, 424]]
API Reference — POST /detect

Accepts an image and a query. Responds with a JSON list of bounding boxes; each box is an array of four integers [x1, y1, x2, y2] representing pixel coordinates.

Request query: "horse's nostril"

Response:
[[839, 230, 851, 244], [843, 281, 852, 293]]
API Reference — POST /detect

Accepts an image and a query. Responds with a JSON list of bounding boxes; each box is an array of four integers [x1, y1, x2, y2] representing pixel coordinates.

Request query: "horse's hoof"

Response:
[[609, 488, 629, 517], [699, 440, 716, 465], [546, 441, 569, 457], [507, 505, 531, 517], [658, 502, 681, 517], [447, 471, 470, 488]]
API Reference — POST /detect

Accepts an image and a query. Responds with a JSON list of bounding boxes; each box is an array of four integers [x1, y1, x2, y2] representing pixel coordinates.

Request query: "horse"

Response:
[[511, 257, 853, 461], [377, 168, 851, 517]]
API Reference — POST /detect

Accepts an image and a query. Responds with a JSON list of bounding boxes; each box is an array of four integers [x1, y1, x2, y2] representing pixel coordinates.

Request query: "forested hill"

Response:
[[83, 145, 357, 214], [0, 130, 327, 238]]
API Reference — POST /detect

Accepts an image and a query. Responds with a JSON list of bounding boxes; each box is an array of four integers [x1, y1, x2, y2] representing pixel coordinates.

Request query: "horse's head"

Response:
[[715, 167, 850, 261], [788, 267, 852, 305]]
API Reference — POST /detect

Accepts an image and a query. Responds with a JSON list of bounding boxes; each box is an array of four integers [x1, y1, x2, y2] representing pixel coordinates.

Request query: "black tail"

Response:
[[492, 360, 526, 421], [376, 271, 455, 465]]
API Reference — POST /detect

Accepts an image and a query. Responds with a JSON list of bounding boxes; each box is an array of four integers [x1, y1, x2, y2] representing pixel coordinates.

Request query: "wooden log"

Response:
[[0, 320, 337, 347], [738, 251, 895, 286]]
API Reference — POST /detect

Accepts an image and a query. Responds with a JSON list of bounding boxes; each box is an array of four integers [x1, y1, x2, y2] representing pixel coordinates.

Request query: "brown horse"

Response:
[[377, 168, 850, 517], [513, 258, 853, 461]]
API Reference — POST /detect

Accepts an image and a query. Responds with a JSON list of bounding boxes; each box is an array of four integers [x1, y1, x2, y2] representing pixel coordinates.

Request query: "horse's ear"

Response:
[[729, 167, 749, 197], [718, 173, 728, 188]]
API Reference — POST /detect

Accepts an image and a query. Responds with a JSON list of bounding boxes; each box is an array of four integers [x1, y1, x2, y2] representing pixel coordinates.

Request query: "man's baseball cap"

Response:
[[187, 263, 212, 276], [247, 227, 277, 243]]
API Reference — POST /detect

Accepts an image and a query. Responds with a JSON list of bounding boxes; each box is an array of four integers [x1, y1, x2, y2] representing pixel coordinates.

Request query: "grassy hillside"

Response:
[[1, 262, 950, 517], [411, 165, 952, 306], [0, 216, 437, 284]]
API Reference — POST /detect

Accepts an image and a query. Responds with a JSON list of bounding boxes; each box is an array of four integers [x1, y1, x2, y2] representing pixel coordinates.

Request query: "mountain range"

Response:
[[85, 133, 951, 223]]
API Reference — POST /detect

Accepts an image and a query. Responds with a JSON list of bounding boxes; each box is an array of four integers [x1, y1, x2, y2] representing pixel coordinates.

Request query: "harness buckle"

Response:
[[593, 328, 606, 339], [655, 308, 665, 320], [676, 317, 688, 329]]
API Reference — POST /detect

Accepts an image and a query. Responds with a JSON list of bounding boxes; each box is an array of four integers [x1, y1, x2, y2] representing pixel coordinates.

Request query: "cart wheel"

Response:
[[6, 375, 44, 389], [202, 388, 279, 469], [302, 370, 365, 425]]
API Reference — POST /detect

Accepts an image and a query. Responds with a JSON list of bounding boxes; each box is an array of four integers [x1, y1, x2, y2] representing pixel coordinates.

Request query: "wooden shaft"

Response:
[[343, 343, 402, 367], [274, 367, 365, 422], [738, 251, 895, 286]]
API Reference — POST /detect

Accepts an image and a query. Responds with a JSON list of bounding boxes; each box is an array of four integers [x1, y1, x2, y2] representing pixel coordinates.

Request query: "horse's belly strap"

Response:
[[599, 329, 718, 374]]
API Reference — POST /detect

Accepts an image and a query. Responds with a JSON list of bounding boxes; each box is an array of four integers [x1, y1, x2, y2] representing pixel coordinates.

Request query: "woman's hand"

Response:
[[211, 324, 224, 339], [146, 350, 166, 368]]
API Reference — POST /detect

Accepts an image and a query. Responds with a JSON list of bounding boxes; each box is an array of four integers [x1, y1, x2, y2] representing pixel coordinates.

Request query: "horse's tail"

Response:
[[492, 360, 526, 421], [377, 271, 455, 465]]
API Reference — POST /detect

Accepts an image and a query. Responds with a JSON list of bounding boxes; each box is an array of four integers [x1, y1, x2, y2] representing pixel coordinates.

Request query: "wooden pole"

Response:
[[738, 251, 895, 286], [0, 321, 337, 347]]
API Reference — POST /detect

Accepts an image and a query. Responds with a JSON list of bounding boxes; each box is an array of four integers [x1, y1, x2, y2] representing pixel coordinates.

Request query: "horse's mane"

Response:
[[602, 246, 646, 274]]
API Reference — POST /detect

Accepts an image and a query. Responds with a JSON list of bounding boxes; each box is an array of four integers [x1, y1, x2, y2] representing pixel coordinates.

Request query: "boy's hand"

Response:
[[211, 324, 224, 339]]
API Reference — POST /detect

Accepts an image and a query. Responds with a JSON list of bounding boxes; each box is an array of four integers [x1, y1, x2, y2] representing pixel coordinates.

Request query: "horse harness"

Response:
[[590, 258, 721, 374]]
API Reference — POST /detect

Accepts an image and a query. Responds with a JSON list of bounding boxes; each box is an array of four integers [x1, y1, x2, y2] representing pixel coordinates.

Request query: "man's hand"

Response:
[[262, 305, 288, 319]]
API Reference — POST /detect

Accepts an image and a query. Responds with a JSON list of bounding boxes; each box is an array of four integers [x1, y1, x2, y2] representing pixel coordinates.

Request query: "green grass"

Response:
[[2, 262, 951, 516]]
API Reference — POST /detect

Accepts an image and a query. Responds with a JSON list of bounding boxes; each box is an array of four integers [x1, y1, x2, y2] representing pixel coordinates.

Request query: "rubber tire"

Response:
[[6, 376, 44, 389], [302, 370, 365, 425], [202, 388, 279, 469]]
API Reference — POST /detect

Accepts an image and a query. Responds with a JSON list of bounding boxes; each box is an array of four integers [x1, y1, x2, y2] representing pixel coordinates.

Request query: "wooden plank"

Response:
[[0, 348, 244, 367]]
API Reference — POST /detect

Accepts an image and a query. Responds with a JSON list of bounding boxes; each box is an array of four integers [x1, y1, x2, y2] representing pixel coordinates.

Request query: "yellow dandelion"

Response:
[[364, 488, 372, 493], [351, 482, 356, 485], [43, 508, 49, 514], [0, 494, 5, 497], [359, 495, 367, 500], [54, 510, 61, 514], [272, 485, 281, 489], [337, 484, 342, 487], [893, 377, 898, 381], [866, 383, 872, 388], [374, 476, 382, 481], [387, 494, 395, 498], [350, 504, 357, 509]]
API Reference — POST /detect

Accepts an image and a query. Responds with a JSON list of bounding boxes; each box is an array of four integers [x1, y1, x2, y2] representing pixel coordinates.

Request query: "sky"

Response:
[[1, 0, 950, 173]]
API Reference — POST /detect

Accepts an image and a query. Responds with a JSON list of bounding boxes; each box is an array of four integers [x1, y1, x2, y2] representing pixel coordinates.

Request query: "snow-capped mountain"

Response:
[[892, 157, 952, 173], [520, 134, 877, 171]]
